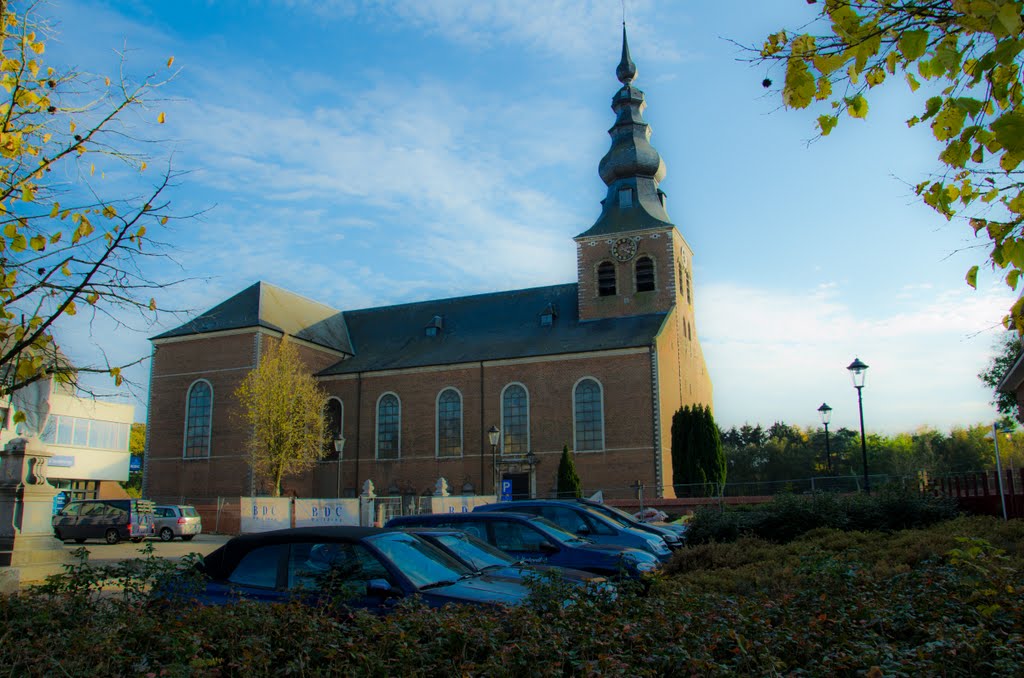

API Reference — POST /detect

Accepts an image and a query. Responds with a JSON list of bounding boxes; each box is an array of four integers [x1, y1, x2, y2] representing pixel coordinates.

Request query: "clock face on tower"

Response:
[[611, 238, 637, 262]]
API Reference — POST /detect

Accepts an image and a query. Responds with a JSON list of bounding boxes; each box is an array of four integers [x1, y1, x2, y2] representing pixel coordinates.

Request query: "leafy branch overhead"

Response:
[[0, 1, 184, 405], [759, 0, 1024, 328]]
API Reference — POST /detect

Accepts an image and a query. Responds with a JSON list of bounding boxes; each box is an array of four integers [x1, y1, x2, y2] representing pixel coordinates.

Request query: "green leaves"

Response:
[[899, 30, 929, 61], [845, 94, 869, 119], [966, 265, 979, 289], [783, 57, 816, 109]]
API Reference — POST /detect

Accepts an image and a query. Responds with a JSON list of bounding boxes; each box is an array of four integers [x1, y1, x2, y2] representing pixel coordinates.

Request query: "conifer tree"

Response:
[[556, 444, 583, 498], [672, 404, 726, 495]]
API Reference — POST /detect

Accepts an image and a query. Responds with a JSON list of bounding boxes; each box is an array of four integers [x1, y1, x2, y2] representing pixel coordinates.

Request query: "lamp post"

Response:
[[817, 403, 833, 473], [847, 358, 870, 493], [487, 425, 500, 496], [986, 423, 1010, 521], [333, 434, 346, 498]]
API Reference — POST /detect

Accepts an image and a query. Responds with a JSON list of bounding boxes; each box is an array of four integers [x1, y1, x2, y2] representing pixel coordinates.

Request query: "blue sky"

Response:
[[48, 0, 1016, 434]]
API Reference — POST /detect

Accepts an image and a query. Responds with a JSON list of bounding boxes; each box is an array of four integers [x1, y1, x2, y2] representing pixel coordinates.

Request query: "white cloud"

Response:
[[698, 281, 1016, 433]]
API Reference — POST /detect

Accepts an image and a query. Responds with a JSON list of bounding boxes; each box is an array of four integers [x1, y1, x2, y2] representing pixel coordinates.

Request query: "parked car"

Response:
[[473, 500, 673, 560], [401, 527, 611, 591], [52, 498, 156, 545], [152, 505, 203, 542], [385, 512, 660, 579], [179, 526, 531, 611], [570, 499, 684, 549]]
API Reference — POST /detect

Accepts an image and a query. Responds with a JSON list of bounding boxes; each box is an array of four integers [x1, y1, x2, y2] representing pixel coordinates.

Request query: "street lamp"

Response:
[[487, 425, 500, 495], [985, 424, 1011, 521], [333, 434, 346, 498], [817, 402, 832, 473], [847, 357, 870, 493]]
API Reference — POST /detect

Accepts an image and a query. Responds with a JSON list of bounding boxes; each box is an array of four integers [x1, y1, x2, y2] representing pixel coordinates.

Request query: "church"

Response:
[[142, 28, 713, 505]]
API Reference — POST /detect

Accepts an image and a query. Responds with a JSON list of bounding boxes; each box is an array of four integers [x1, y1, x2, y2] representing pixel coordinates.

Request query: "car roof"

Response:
[[387, 511, 539, 524], [202, 526, 392, 579]]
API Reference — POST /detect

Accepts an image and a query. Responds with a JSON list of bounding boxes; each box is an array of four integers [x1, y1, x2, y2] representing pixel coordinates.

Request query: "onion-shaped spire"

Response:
[[616, 24, 637, 84], [577, 25, 672, 238]]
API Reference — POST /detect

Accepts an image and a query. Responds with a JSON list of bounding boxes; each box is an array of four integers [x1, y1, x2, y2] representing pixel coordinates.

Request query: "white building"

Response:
[[1, 377, 135, 501]]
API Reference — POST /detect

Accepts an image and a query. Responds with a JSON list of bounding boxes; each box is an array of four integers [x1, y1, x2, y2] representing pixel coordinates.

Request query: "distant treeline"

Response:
[[721, 422, 1024, 484]]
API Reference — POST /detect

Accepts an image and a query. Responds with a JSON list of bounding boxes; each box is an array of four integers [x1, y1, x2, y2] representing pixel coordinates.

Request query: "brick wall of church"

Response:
[[576, 228, 677, 322], [289, 349, 662, 502], [145, 330, 348, 501]]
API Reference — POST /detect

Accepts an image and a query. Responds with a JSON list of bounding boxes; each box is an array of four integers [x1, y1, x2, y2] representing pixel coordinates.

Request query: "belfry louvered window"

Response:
[[597, 262, 617, 297], [636, 256, 655, 292]]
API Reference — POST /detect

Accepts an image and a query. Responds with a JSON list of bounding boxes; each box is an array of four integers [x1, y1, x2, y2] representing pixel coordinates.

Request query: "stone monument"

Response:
[[0, 436, 70, 592]]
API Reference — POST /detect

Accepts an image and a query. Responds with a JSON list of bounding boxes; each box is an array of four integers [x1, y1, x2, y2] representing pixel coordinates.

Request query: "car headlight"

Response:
[[647, 539, 670, 555], [622, 552, 659, 573]]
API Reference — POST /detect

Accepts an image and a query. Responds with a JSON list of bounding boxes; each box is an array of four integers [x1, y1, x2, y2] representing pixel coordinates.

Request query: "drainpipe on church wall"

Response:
[[354, 372, 362, 496]]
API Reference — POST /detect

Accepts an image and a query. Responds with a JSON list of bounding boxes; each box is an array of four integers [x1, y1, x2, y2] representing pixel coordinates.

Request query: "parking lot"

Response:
[[57, 533, 231, 567]]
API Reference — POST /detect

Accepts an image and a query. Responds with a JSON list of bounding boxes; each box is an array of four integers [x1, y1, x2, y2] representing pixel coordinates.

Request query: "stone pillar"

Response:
[[0, 437, 70, 591]]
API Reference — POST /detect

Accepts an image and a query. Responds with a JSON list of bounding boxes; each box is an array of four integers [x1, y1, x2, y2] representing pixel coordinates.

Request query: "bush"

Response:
[[2, 518, 1022, 676], [686, 487, 959, 545]]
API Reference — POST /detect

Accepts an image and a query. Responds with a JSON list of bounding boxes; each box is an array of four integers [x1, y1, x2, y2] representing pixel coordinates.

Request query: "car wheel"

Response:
[[105, 529, 120, 545], [181, 535, 194, 542], [159, 527, 174, 542], [74, 538, 86, 544], [53, 529, 63, 541]]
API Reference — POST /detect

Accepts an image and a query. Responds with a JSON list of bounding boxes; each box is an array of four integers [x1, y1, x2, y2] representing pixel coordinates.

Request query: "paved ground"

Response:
[[56, 533, 231, 567]]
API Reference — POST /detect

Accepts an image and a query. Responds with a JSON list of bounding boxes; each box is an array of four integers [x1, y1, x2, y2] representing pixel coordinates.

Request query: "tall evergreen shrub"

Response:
[[672, 405, 726, 495], [556, 444, 583, 498]]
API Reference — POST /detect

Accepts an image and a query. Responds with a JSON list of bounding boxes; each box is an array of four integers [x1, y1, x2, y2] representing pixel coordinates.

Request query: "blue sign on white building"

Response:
[[129, 456, 142, 473], [52, 491, 69, 515]]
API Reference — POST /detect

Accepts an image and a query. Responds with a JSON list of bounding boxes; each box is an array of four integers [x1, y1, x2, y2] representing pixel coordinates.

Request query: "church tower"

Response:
[[575, 26, 695, 334]]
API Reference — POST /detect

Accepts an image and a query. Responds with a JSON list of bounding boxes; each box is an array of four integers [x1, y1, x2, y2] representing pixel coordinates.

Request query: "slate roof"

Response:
[[152, 281, 667, 375], [318, 283, 667, 376], [152, 282, 352, 354]]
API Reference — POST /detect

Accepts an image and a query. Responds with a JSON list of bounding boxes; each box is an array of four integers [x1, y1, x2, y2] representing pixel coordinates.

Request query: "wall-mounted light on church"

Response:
[[487, 425, 500, 495], [525, 451, 538, 467], [333, 434, 346, 498], [817, 403, 832, 473], [846, 358, 870, 493]]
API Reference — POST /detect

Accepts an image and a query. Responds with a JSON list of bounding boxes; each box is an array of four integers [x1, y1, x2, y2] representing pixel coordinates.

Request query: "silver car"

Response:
[[152, 504, 202, 542]]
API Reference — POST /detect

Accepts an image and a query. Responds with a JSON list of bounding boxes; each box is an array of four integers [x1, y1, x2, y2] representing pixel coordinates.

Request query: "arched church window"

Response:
[[573, 378, 604, 452], [597, 262, 617, 297], [323, 397, 343, 460], [501, 383, 529, 455], [436, 388, 462, 458], [376, 393, 400, 460], [184, 380, 213, 458], [636, 256, 655, 292]]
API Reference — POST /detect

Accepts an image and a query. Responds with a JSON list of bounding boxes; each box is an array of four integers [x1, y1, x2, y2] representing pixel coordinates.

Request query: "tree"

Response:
[[556, 444, 583, 498], [0, 1, 182, 410], [235, 339, 329, 497], [757, 1, 1024, 328], [979, 330, 1022, 419], [124, 422, 145, 497], [671, 405, 727, 494]]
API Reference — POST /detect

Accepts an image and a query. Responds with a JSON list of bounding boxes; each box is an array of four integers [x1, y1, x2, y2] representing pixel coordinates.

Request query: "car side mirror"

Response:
[[576, 524, 590, 535], [366, 578, 401, 598]]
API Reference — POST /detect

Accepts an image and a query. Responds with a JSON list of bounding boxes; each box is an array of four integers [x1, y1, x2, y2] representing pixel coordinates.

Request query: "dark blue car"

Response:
[[474, 500, 674, 560], [403, 527, 613, 591], [385, 512, 660, 579], [182, 526, 531, 611]]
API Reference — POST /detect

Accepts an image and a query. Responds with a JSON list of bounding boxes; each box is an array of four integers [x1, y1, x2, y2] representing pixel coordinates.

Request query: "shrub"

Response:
[[686, 487, 960, 545]]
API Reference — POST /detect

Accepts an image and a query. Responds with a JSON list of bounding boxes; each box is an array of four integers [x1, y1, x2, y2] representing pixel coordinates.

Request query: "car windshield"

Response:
[[366, 532, 474, 589], [528, 516, 587, 543], [590, 503, 638, 524], [431, 533, 514, 570]]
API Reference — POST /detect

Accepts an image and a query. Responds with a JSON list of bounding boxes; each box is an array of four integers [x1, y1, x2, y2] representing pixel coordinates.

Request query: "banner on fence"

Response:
[[430, 495, 498, 514], [295, 498, 360, 527], [240, 497, 291, 533]]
